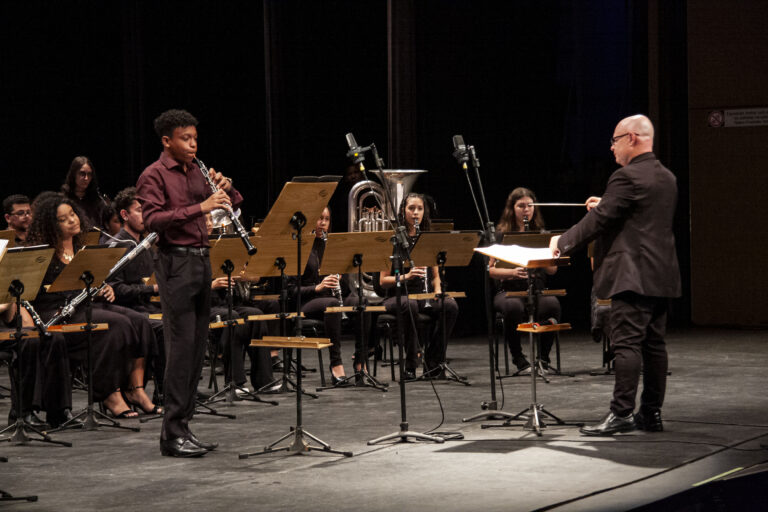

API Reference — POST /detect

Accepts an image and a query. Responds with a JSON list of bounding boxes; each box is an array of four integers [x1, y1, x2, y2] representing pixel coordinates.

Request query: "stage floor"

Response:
[[1, 327, 767, 511]]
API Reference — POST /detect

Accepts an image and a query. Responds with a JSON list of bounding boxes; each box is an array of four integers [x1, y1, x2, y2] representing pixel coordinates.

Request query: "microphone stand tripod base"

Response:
[[367, 422, 445, 445]]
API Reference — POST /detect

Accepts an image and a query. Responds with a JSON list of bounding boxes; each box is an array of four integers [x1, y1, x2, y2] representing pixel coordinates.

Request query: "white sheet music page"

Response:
[[474, 244, 554, 267]]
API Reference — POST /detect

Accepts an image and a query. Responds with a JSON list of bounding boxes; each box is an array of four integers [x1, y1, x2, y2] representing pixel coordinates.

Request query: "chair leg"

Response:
[[318, 350, 326, 387], [555, 332, 561, 373], [502, 319, 510, 375], [387, 325, 396, 382]]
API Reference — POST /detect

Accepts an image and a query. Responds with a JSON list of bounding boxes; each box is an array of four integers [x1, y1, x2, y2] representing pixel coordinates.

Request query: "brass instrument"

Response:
[[347, 170, 427, 303], [195, 157, 257, 255]]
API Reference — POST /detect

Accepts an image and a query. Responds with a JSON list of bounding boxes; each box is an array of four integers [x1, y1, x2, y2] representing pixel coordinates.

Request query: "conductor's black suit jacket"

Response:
[[557, 152, 681, 299]]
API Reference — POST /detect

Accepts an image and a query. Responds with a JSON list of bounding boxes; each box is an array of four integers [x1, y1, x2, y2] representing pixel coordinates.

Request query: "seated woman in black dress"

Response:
[[28, 195, 162, 417], [379, 193, 459, 380], [290, 207, 347, 384], [61, 156, 111, 230], [489, 187, 560, 372]]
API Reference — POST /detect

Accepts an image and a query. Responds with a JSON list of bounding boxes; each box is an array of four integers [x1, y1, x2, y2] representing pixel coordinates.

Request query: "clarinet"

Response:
[[21, 300, 50, 338], [414, 222, 432, 308], [45, 232, 159, 328], [195, 157, 257, 255], [523, 215, 530, 232]]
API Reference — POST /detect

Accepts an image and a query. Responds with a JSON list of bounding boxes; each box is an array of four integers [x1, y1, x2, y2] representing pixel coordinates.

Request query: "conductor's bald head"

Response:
[[611, 114, 655, 166]]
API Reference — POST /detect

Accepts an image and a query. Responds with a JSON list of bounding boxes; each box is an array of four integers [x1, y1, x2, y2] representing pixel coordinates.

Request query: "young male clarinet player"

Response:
[[136, 109, 243, 457]]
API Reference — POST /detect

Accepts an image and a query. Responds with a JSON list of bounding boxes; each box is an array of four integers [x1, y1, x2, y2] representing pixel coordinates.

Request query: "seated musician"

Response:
[[27, 195, 162, 418], [489, 187, 560, 372], [205, 214, 278, 393], [101, 186, 166, 403], [379, 193, 459, 380], [289, 207, 348, 384], [0, 302, 72, 428], [61, 156, 111, 230], [3, 194, 32, 245]]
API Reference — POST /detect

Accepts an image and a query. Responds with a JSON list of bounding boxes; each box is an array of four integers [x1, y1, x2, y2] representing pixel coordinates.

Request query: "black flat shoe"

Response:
[[580, 411, 636, 436], [8, 411, 48, 428], [635, 409, 663, 432], [258, 382, 284, 394], [187, 431, 218, 451], [47, 408, 80, 429], [160, 437, 209, 457], [402, 369, 417, 381]]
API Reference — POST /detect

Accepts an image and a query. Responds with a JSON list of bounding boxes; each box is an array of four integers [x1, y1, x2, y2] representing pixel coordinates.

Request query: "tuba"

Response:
[[348, 170, 426, 304]]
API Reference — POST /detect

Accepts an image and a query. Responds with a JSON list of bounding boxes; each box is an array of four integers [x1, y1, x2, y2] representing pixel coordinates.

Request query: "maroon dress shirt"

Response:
[[136, 152, 243, 248]]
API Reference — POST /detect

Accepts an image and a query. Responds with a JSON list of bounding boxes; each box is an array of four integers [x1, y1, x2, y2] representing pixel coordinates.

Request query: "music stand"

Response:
[[407, 231, 479, 384], [316, 230, 394, 392], [0, 230, 16, 249], [204, 237, 278, 407], [474, 244, 574, 436], [239, 178, 352, 459], [47, 246, 140, 433], [0, 245, 71, 448]]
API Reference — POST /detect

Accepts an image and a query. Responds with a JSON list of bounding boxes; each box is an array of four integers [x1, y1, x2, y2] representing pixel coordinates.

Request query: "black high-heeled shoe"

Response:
[[330, 366, 347, 385], [124, 386, 164, 415]]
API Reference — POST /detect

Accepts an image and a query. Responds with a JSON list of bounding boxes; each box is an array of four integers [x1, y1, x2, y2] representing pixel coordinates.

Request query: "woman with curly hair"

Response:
[[490, 187, 561, 373], [61, 156, 111, 229], [28, 195, 162, 418]]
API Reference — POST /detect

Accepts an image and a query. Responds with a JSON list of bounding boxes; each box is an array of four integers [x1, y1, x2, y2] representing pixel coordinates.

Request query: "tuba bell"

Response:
[[347, 170, 427, 304]]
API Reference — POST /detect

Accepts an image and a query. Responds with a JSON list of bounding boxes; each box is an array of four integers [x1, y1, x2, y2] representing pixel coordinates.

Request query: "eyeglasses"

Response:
[[610, 133, 630, 146], [9, 209, 31, 217]]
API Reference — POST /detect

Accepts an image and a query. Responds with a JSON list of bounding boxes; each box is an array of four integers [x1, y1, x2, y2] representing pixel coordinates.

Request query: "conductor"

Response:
[[550, 114, 681, 436]]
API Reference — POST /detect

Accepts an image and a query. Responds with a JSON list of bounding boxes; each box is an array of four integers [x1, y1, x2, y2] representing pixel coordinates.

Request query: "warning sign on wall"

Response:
[[708, 107, 768, 128]]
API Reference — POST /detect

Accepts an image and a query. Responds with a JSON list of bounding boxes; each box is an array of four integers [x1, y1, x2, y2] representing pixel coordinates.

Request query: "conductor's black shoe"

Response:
[[634, 408, 663, 432], [580, 412, 636, 436], [187, 431, 218, 451], [160, 437, 208, 457]]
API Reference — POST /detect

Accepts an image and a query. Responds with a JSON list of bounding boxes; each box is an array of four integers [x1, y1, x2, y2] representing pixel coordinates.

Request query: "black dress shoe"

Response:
[[47, 408, 81, 428], [580, 412, 636, 436], [635, 409, 663, 432], [402, 369, 416, 381], [160, 437, 209, 457], [187, 431, 218, 451], [271, 356, 284, 372], [258, 382, 284, 394]]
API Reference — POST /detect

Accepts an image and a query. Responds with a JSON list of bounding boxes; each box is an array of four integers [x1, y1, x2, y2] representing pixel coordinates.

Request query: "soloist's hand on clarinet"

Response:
[[200, 189, 231, 213], [208, 167, 232, 192]]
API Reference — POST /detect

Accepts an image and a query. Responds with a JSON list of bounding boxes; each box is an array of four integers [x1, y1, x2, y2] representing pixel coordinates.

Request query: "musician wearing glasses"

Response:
[[61, 156, 111, 231], [3, 194, 32, 244], [137, 109, 242, 458], [490, 187, 560, 373], [379, 193, 459, 381], [27, 195, 161, 425], [550, 114, 681, 436]]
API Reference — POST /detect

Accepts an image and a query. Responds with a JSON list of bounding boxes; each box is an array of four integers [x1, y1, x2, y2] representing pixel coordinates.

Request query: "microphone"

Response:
[[93, 226, 138, 248], [452, 135, 469, 168], [345, 133, 366, 170]]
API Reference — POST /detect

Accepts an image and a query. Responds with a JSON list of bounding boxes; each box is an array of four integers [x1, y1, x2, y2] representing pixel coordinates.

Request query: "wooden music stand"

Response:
[[408, 231, 481, 385], [0, 246, 70, 449], [47, 246, 125, 293], [238, 179, 353, 460], [83, 229, 101, 246], [0, 230, 16, 249], [474, 243, 576, 436], [316, 231, 394, 392]]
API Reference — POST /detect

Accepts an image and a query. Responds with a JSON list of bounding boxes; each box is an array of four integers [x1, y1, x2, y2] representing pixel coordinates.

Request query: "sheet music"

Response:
[[474, 244, 554, 266]]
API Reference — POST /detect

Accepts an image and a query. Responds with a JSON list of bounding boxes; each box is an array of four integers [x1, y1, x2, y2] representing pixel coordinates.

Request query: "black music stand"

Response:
[[408, 231, 479, 385], [475, 244, 576, 436], [240, 178, 352, 458], [316, 230, 394, 392], [46, 247, 140, 433]]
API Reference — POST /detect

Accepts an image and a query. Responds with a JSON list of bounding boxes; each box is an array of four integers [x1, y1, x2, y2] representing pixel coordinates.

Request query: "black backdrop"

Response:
[[0, 0, 688, 334]]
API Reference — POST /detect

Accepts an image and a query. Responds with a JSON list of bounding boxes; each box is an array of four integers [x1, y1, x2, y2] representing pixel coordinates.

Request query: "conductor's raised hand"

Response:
[[209, 167, 232, 192], [585, 196, 601, 211], [201, 189, 231, 213]]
